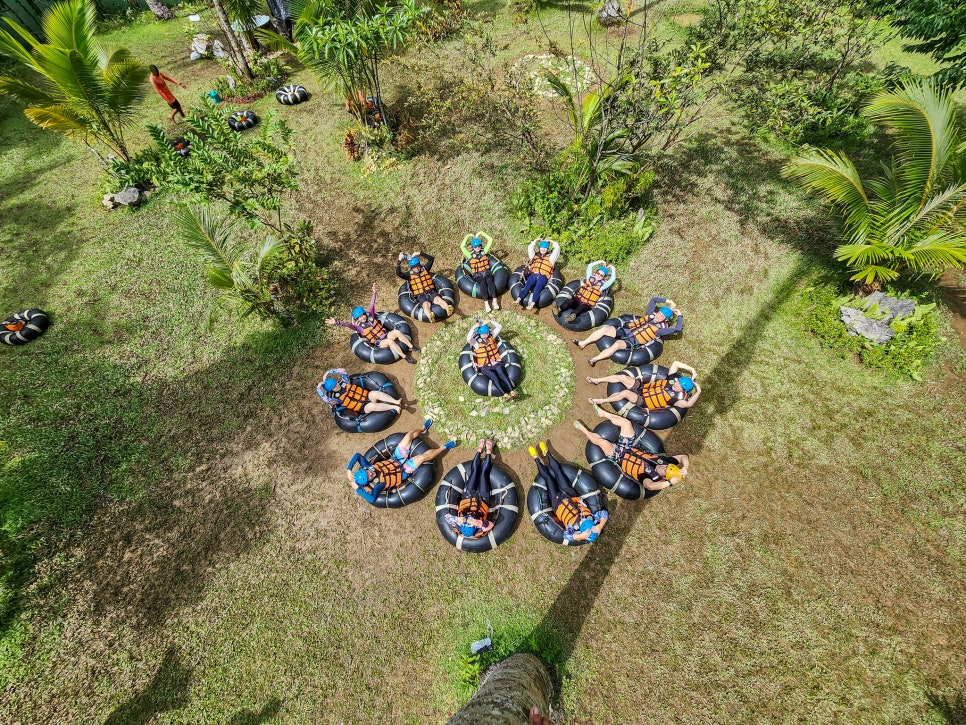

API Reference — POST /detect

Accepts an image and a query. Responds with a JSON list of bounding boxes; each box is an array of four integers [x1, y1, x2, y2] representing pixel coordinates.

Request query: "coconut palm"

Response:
[[784, 78, 966, 289], [175, 204, 282, 319], [259, 0, 424, 127], [0, 0, 148, 162]]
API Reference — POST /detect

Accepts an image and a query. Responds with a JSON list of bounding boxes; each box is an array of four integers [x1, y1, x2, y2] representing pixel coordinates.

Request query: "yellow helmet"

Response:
[[663, 463, 681, 481]]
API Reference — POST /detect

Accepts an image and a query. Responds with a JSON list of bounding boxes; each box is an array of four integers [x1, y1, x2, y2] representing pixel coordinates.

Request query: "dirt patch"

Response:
[[940, 269, 966, 352], [672, 13, 702, 26]]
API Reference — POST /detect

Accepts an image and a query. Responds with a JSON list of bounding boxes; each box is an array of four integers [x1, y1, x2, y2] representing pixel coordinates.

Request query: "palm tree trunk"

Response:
[[208, 0, 253, 81], [144, 0, 175, 21], [446, 654, 552, 725]]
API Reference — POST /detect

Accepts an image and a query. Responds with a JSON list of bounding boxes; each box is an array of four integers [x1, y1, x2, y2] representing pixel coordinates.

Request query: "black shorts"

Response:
[[415, 291, 437, 305], [168, 99, 183, 112]]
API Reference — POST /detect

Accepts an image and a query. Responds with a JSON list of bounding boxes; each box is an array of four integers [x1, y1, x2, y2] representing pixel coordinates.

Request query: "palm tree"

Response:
[[0, 0, 148, 162], [174, 204, 282, 320], [259, 0, 424, 127], [784, 78, 966, 290]]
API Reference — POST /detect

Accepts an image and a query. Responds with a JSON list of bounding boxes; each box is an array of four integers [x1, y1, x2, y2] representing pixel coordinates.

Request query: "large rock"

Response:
[[113, 186, 141, 207], [597, 0, 624, 26], [860, 291, 915, 323], [840, 306, 895, 343]]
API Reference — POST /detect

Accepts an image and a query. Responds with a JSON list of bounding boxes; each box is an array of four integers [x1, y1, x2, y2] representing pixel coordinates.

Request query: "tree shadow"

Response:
[[927, 687, 966, 725], [529, 260, 806, 692], [227, 697, 283, 724], [103, 646, 192, 725]]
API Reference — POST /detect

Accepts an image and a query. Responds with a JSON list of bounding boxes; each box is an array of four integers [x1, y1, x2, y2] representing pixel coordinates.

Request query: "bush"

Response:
[[215, 55, 290, 103], [793, 280, 944, 380], [264, 222, 337, 322]]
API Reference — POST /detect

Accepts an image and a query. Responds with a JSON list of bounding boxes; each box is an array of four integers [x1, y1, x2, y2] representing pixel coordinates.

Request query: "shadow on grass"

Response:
[[529, 261, 805, 691], [927, 687, 966, 725], [227, 697, 283, 724], [103, 646, 191, 724]]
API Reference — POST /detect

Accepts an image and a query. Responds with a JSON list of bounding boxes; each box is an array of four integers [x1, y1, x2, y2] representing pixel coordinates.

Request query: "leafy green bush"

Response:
[[214, 55, 290, 102], [793, 280, 944, 380]]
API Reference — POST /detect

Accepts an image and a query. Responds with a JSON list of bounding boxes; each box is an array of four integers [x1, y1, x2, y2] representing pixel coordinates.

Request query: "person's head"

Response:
[[476, 323, 491, 339], [353, 468, 371, 486], [673, 376, 694, 393], [591, 266, 608, 283], [322, 377, 340, 394], [351, 306, 368, 323], [538, 240, 551, 255], [408, 257, 421, 271], [659, 462, 681, 482], [578, 518, 594, 533], [470, 236, 483, 250], [149, 64, 159, 76], [459, 523, 477, 537], [655, 305, 673, 322]]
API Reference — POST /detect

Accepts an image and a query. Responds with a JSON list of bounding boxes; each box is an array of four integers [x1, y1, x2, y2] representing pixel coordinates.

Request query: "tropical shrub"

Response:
[[784, 78, 966, 289], [214, 54, 290, 102], [871, 0, 966, 89], [0, 0, 148, 162], [686, 0, 886, 142]]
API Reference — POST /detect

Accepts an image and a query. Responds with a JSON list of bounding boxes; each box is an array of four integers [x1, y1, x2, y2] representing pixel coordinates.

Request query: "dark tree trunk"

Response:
[[447, 654, 552, 725], [209, 0, 253, 80], [144, 0, 175, 20]]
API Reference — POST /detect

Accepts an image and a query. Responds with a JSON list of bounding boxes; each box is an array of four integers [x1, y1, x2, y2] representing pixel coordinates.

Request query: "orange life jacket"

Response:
[[335, 383, 369, 413], [372, 459, 403, 490], [458, 495, 489, 520], [638, 380, 673, 410], [468, 254, 491, 274], [555, 497, 591, 527], [408, 268, 436, 296], [576, 280, 603, 306], [627, 316, 658, 345], [527, 254, 555, 278], [619, 448, 659, 482], [472, 337, 502, 367], [361, 318, 387, 345]]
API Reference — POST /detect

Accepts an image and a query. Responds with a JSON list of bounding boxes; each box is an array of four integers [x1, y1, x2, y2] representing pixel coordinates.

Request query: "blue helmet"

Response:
[[352, 306, 366, 319], [678, 376, 695, 392], [471, 237, 483, 247], [459, 523, 476, 537], [658, 306, 673, 319], [408, 257, 421, 268], [477, 324, 490, 335], [322, 378, 337, 392], [579, 518, 594, 532], [353, 469, 369, 486], [538, 240, 550, 250]]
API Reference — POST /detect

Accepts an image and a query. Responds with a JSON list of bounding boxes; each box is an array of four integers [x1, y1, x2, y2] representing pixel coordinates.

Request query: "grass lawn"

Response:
[[1, 3, 965, 723]]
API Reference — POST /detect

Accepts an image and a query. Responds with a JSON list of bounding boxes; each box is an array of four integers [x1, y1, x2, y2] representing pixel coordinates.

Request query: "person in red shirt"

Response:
[[149, 64, 186, 121]]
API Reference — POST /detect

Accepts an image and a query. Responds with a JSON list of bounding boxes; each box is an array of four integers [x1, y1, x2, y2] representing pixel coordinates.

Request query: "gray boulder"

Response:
[[597, 0, 624, 26], [113, 186, 141, 207], [860, 291, 915, 323], [840, 306, 895, 343]]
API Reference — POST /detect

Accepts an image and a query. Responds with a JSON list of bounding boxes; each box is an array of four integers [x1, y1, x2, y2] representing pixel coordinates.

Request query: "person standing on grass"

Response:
[[149, 64, 186, 121]]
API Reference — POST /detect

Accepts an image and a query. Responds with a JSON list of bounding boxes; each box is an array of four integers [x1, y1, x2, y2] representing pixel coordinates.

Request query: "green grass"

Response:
[[0, 4, 964, 724]]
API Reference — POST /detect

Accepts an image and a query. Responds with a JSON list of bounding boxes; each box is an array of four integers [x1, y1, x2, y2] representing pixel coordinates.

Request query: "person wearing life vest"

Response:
[[346, 419, 456, 503], [574, 406, 690, 492], [461, 232, 501, 312], [529, 441, 607, 543], [516, 238, 560, 310], [396, 252, 453, 323], [316, 368, 402, 416], [587, 361, 702, 414], [326, 283, 418, 363], [468, 320, 517, 399], [442, 439, 498, 538], [555, 260, 616, 323], [573, 296, 684, 367]]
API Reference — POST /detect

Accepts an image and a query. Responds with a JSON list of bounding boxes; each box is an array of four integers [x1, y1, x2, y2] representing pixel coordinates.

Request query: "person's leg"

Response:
[[479, 366, 511, 395], [589, 389, 637, 406], [368, 390, 402, 405], [566, 302, 592, 320], [595, 406, 637, 438], [378, 336, 406, 358], [519, 274, 539, 304], [420, 299, 435, 321], [478, 452, 492, 502], [545, 452, 579, 499], [576, 324, 619, 349], [386, 330, 414, 351], [489, 363, 514, 392], [408, 444, 451, 468], [465, 451, 484, 497], [573, 421, 616, 458], [484, 274, 498, 300], [363, 400, 400, 413], [558, 297, 579, 314], [586, 372, 636, 386], [588, 339, 627, 365], [536, 457, 565, 509], [528, 275, 549, 308]]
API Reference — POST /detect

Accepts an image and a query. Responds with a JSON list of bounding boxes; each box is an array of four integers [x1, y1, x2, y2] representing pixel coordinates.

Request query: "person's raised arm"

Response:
[[466, 324, 479, 345], [478, 231, 493, 254], [422, 252, 435, 271], [460, 234, 473, 259], [600, 264, 617, 291], [369, 283, 378, 315], [647, 296, 666, 316], [677, 384, 701, 408], [161, 72, 182, 86], [585, 260, 605, 280], [395, 256, 408, 280], [548, 240, 560, 265], [527, 239, 537, 259], [642, 477, 672, 491], [347, 452, 368, 470], [489, 320, 502, 337], [659, 310, 683, 336]]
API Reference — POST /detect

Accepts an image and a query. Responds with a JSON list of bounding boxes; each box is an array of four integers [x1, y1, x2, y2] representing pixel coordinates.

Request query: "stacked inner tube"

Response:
[[584, 420, 666, 500], [455, 256, 510, 298], [435, 461, 519, 552], [527, 462, 605, 546], [553, 280, 614, 332], [458, 339, 523, 396], [361, 432, 437, 508], [397, 275, 457, 323], [508, 266, 564, 309], [349, 311, 413, 365], [594, 315, 663, 365], [605, 364, 688, 430], [170, 137, 190, 157], [1, 309, 50, 346], [331, 371, 400, 434], [276, 84, 308, 105], [228, 110, 259, 131]]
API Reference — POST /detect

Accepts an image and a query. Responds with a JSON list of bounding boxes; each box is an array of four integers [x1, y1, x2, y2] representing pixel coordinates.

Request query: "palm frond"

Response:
[[174, 204, 241, 287], [0, 24, 41, 67], [0, 75, 57, 106], [783, 149, 871, 234], [42, 0, 98, 65], [23, 104, 91, 136], [102, 58, 149, 117]]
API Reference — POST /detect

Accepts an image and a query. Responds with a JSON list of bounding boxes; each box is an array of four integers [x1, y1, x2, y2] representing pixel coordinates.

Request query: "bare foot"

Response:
[[485, 439, 493, 455], [586, 376, 598, 384]]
